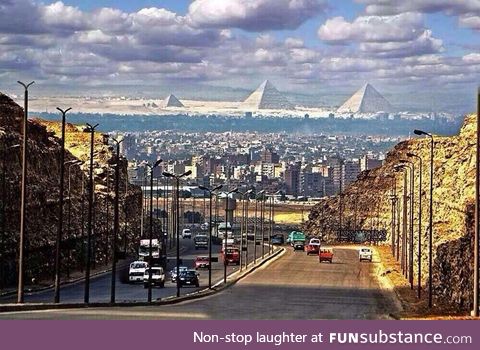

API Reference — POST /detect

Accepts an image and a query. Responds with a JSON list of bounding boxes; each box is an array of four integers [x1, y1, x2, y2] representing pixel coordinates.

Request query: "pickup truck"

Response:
[[305, 238, 321, 255], [319, 247, 334, 263]]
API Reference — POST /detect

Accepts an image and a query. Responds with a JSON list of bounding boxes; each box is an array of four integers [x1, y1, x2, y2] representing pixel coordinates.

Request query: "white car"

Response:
[[182, 229, 192, 239], [359, 247, 373, 262], [308, 238, 321, 246], [143, 267, 165, 288], [128, 261, 149, 283]]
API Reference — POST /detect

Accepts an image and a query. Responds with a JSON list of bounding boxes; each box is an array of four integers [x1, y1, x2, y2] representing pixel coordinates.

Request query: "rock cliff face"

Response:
[[304, 114, 477, 311], [0, 92, 141, 287]]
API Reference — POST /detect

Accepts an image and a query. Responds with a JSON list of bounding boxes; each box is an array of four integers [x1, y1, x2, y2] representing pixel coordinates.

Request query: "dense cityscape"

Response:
[[119, 130, 398, 199]]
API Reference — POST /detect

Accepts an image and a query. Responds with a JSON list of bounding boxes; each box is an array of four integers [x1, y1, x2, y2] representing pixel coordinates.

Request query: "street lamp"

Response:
[[414, 129, 434, 308], [83, 122, 99, 304], [53, 107, 72, 304], [237, 189, 252, 270], [408, 151, 423, 299], [401, 159, 415, 290], [198, 184, 222, 288], [386, 174, 397, 258], [223, 187, 238, 283], [110, 137, 124, 304], [146, 159, 163, 303], [394, 164, 408, 277], [163, 170, 192, 297], [16, 80, 34, 304], [254, 190, 265, 264]]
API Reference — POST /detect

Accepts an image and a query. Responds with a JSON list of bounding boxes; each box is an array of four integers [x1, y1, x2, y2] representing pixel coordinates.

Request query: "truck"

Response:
[[287, 231, 306, 250], [138, 239, 161, 264]]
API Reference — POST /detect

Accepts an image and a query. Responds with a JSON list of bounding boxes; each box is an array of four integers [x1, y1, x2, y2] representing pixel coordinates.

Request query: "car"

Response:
[[305, 238, 321, 255], [178, 270, 200, 287], [128, 261, 149, 283], [200, 222, 209, 230], [359, 247, 373, 262], [182, 229, 192, 239], [194, 234, 208, 249], [143, 267, 165, 288], [170, 266, 188, 282], [194, 256, 210, 269], [292, 240, 305, 251], [319, 248, 334, 263], [271, 234, 284, 245], [222, 246, 240, 265]]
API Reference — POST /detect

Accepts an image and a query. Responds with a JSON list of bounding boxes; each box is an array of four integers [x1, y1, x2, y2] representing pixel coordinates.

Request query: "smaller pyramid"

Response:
[[337, 83, 393, 114], [243, 80, 294, 110], [162, 94, 184, 108]]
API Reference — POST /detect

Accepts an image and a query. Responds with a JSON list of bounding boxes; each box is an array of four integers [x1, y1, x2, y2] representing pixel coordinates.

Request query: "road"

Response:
[[0, 245, 399, 319], [0, 237, 271, 304]]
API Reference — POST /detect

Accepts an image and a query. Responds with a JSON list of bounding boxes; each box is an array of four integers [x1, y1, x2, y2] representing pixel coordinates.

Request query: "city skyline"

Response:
[[0, 1, 479, 112]]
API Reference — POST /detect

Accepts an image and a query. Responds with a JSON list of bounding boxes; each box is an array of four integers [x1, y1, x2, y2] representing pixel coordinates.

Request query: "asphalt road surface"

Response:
[[0, 237, 271, 304], [0, 245, 399, 319]]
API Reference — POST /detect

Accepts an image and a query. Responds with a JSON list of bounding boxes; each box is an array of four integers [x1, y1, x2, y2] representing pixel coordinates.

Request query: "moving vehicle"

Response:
[[182, 229, 192, 239], [178, 270, 200, 287], [222, 246, 240, 265], [170, 266, 188, 282], [128, 261, 149, 283], [287, 231, 306, 245], [138, 239, 160, 263], [359, 247, 373, 262], [271, 234, 284, 245], [194, 256, 210, 269], [143, 266, 165, 288], [194, 234, 209, 249], [305, 238, 321, 255], [319, 248, 334, 263]]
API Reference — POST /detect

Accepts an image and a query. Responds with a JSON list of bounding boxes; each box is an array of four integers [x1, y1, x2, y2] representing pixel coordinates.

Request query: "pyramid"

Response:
[[162, 94, 184, 108], [337, 83, 393, 113], [243, 80, 294, 110]]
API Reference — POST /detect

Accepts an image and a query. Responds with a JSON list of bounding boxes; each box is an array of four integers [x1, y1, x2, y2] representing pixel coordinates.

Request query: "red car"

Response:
[[222, 247, 240, 265], [319, 248, 334, 263], [305, 238, 321, 255], [194, 256, 210, 269]]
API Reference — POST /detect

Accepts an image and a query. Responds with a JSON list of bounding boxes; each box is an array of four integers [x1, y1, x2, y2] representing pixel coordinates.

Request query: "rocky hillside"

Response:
[[304, 114, 477, 311], [0, 92, 141, 287]]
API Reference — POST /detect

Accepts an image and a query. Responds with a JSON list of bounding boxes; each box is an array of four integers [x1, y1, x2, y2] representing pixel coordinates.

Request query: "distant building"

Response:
[[301, 172, 324, 197], [343, 160, 361, 187], [284, 162, 301, 196], [360, 155, 383, 171], [260, 148, 280, 164]]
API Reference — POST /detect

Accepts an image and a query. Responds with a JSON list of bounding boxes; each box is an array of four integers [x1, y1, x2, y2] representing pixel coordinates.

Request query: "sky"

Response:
[[0, 0, 479, 112]]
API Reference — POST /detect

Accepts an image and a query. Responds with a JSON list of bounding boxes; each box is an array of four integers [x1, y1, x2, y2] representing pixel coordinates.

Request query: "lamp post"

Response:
[[163, 170, 191, 297], [65, 160, 82, 279], [53, 107, 72, 303], [386, 174, 397, 257], [254, 190, 265, 264], [401, 160, 415, 290], [198, 185, 222, 288], [237, 189, 252, 270], [408, 152, 423, 299], [414, 129, 434, 308], [16, 80, 34, 304], [110, 138, 123, 304], [394, 164, 408, 276], [83, 123, 99, 304], [223, 187, 238, 283], [145, 159, 163, 302]]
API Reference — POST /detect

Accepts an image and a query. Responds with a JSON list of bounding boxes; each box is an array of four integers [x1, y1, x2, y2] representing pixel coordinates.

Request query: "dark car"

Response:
[[271, 234, 284, 245], [178, 270, 200, 287]]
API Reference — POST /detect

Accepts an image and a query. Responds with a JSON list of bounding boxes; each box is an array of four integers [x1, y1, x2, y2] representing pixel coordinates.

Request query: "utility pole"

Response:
[[16, 81, 34, 304]]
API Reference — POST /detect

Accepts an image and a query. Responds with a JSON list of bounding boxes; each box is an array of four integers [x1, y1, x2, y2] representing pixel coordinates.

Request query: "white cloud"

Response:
[[187, 0, 327, 31]]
